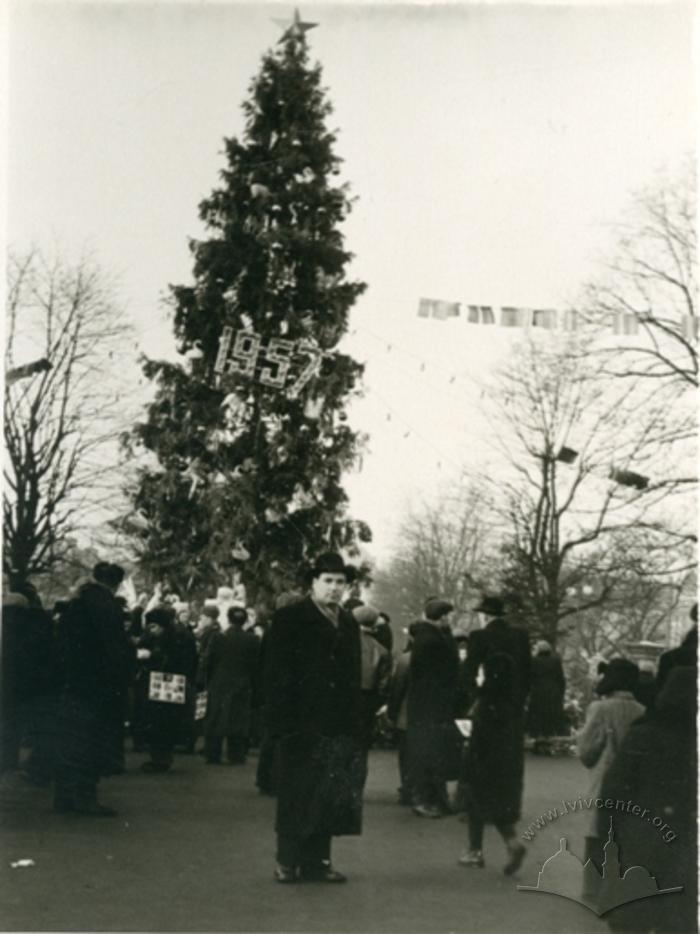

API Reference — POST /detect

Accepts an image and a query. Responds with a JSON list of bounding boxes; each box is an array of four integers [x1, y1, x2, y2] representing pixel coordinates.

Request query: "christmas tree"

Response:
[[127, 11, 370, 606]]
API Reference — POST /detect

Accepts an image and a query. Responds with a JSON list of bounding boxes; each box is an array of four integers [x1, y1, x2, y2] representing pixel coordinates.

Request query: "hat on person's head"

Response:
[[202, 603, 220, 620], [227, 606, 248, 627], [93, 562, 125, 589], [353, 606, 379, 628], [424, 599, 454, 622], [310, 552, 351, 580], [535, 639, 552, 655], [145, 605, 176, 629], [596, 658, 639, 696], [474, 595, 505, 617]]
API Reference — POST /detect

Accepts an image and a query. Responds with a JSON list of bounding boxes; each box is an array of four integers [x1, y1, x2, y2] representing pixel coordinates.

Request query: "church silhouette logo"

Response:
[[518, 818, 682, 916]]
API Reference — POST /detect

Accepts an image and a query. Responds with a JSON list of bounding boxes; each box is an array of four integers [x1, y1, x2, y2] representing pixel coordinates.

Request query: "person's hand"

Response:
[[137, 648, 152, 660]]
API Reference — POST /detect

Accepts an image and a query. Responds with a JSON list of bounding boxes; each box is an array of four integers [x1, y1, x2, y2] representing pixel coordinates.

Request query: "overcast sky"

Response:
[[7, 0, 696, 562]]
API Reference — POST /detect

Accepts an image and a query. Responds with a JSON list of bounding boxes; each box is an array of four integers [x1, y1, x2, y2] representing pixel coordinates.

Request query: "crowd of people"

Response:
[[1, 556, 696, 931]]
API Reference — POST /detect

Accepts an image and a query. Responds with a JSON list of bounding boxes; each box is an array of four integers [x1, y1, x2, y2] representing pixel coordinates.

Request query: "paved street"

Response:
[[1, 748, 607, 933]]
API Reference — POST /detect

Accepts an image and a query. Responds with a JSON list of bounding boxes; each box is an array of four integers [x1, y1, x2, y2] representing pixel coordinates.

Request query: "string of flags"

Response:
[[417, 298, 699, 340]]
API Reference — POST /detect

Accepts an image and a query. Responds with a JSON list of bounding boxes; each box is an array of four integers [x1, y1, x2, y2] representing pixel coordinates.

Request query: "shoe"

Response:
[[73, 803, 118, 817], [503, 840, 526, 876], [412, 803, 442, 819], [300, 861, 347, 883], [273, 864, 298, 883], [458, 849, 485, 868]]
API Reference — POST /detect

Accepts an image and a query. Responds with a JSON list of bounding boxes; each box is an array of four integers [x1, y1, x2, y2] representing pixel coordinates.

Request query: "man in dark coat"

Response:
[[464, 596, 531, 709], [1, 585, 60, 781], [459, 595, 530, 874], [255, 591, 303, 796], [459, 652, 528, 874], [406, 599, 461, 818], [263, 553, 363, 884], [527, 639, 566, 752], [204, 606, 260, 765], [656, 603, 697, 692], [54, 562, 129, 816]]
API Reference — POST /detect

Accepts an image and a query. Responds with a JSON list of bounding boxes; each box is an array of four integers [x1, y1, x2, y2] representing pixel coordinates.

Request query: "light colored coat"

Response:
[[577, 690, 645, 834]]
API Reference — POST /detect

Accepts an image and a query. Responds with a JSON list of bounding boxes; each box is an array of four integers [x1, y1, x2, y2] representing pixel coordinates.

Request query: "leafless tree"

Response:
[[4, 249, 133, 586], [371, 486, 497, 631], [582, 158, 697, 388], [482, 335, 696, 646]]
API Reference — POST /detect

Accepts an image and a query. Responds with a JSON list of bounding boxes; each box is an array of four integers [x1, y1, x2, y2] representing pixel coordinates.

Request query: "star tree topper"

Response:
[[273, 8, 318, 43]]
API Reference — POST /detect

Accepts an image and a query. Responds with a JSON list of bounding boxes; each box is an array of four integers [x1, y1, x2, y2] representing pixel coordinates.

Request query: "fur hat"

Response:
[[596, 658, 639, 696], [474, 595, 505, 617], [424, 599, 454, 621], [227, 606, 248, 627], [93, 562, 125, 589], [145, 605, 176, 629]]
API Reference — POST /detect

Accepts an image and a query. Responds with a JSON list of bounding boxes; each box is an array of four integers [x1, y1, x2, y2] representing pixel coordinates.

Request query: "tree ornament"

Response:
[[232, 543, 251, 562], [273, 8, 318, 44], [128, 512, 150, 531], [304, 396, 324, 420]]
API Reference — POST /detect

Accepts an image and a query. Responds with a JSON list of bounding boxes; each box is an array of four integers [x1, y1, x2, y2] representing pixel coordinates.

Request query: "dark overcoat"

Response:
[[406, 622, 462, 781], [464, 652, 526, 825], [205, 626, 260, 738], [464, 618, 531, 710], [59, 581, 131, 719], [526, 652, 566, 736], [598, 666, 696, 932], [263, 596, 363, 838], [139, 626, 193, 747]]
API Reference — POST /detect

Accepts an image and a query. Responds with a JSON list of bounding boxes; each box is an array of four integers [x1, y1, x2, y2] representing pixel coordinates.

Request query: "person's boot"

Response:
[[273, 863, 298, 883], [299, 860, 347, 883], [412, 803, 442, 818], [503, 840, 526, 875], [458, 850, 485, 868]]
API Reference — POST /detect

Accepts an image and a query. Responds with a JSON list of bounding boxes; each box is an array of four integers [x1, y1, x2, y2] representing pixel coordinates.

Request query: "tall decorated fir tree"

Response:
[[128, 13, 370, 606]]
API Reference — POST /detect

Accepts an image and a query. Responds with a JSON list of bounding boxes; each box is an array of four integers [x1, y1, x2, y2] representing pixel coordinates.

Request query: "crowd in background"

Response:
[[0, 563, 696, 930]]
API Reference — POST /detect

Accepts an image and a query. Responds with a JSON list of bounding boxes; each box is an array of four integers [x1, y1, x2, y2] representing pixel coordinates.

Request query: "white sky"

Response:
[[7, 0, 696, 561]]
